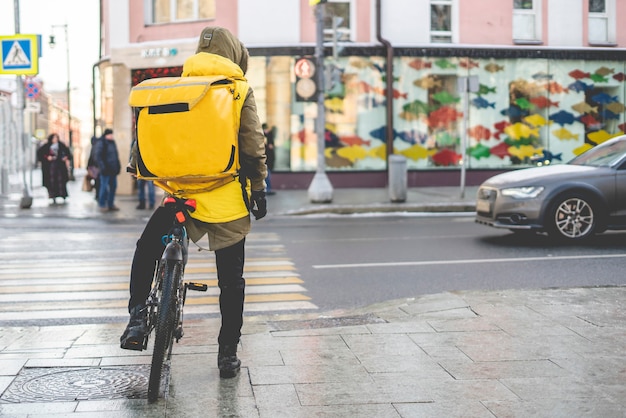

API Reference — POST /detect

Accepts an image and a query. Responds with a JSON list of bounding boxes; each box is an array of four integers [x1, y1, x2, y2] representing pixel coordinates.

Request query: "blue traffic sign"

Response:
[[0, 34, 39, 75]]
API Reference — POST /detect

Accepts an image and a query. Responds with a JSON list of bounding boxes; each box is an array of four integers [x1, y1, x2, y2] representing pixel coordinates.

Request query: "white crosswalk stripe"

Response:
[[0, 230, 317, 324]]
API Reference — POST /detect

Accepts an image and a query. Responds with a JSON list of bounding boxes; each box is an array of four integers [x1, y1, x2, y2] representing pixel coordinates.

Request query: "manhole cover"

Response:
[[0, 365, 159, 403]]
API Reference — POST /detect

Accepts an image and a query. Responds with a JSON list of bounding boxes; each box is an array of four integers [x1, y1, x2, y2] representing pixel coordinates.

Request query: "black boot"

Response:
[[120, 305, 147, 351], [136, 201, 146, 210], [217, 344, 241, 378]]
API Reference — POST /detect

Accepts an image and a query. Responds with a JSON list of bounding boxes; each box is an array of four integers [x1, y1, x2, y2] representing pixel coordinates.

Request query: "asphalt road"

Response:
[[257, 213, 626, 312], [1, 213, 625, 326]]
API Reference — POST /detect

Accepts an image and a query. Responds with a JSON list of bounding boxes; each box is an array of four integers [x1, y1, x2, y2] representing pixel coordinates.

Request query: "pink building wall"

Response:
[[458, 0, 513, 45], [128, 0, 238, 44]]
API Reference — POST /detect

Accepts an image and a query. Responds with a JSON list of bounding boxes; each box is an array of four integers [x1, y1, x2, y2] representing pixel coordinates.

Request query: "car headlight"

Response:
[[501, 186, 544, 199]]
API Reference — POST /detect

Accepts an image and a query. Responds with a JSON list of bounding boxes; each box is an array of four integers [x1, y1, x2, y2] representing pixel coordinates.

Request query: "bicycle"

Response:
[[139, 195, 208, 402]]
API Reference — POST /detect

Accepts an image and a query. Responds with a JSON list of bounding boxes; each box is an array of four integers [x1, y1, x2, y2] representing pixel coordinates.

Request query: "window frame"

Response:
[[323, 0, 355, 43], [145, 0, 215, 25], [588, 0, 616, 45], [430, 0, 453, 44], [513, 0, 542, 44]]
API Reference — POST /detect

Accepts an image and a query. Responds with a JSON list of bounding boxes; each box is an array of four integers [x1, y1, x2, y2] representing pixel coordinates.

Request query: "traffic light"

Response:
[[294, 56, 318, 102]]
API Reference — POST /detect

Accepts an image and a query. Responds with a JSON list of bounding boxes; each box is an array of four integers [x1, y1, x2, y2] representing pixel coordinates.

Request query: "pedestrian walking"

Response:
[[36, 133, 70, 204], [262, 123, 276, 195], [93, 128, 121, 212], [120, 26, 267, 380], [136, 179, 156, 210]]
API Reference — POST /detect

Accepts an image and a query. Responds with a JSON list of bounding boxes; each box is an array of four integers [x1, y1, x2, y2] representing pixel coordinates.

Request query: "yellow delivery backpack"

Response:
[[128, 75, 248, 193]]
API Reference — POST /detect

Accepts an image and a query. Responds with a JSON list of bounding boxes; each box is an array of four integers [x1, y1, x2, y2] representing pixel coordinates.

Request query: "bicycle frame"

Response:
[[143, 196, 208, 402]]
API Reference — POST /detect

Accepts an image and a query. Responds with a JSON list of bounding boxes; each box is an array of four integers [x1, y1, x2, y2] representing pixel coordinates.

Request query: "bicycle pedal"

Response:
[[187, 282, 208, 291]]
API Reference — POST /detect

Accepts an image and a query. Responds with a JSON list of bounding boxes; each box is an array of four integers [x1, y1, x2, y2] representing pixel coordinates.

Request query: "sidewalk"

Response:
[[1, 171, 625, 417], [0, 169, 478, 219]]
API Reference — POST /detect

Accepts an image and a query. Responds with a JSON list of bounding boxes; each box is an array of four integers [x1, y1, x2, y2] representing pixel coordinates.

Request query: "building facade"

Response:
[[96, 0, 626, 195]]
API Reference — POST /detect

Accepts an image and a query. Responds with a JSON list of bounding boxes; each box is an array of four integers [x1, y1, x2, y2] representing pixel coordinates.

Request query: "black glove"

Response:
[[250, 190, 267, 220]]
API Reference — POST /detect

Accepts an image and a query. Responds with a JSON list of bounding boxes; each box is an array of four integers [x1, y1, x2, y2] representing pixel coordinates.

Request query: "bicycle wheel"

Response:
[[147, 258, 182, 402]]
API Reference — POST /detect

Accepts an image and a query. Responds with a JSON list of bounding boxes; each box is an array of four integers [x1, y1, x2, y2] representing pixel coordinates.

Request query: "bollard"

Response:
[[388, 154, 407, 203]]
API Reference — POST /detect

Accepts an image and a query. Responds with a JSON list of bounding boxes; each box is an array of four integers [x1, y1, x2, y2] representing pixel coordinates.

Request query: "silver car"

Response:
[[475, 135, 626, 241]]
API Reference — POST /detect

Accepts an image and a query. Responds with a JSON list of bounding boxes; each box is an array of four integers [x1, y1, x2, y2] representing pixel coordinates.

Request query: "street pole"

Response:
[[51, 24, 73, 180], [307, 1, 333, 203], [14, 0, 32, 208]]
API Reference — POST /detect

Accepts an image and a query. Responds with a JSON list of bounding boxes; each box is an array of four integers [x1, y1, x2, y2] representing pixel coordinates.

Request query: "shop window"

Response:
[[588, 0, 616, 45], [149, 0, 215, 24], [513, 0, 541, 43], [430, 0, 452, 43], [323, 1, 353, 42]]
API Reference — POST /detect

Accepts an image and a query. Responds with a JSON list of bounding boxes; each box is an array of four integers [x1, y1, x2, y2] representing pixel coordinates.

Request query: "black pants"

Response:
[[129, 207, 246, 347]]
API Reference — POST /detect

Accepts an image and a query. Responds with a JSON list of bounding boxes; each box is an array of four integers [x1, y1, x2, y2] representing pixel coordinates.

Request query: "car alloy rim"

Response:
[[554, 198, 594, 238]]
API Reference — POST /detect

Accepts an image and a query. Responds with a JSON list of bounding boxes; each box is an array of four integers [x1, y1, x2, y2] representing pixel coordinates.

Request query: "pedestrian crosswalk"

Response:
[[0, 228, 317, 324]]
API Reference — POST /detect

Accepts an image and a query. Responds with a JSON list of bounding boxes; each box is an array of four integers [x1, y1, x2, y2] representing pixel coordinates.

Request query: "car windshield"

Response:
[[569, 138, 626, 167]]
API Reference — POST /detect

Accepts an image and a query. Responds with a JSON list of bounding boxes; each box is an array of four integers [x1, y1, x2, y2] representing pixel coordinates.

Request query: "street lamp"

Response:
[[49, 23, 74, 179]]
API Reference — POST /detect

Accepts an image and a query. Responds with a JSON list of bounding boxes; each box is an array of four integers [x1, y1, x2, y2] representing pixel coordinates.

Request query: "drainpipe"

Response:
[[376, 0, 394, 160]]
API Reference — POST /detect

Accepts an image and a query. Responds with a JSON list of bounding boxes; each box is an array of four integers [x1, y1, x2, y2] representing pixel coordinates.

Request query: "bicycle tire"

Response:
[[147, 258, 182, 402]]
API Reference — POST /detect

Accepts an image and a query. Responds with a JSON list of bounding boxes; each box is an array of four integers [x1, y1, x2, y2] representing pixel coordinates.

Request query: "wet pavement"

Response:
[[1, 171, 625, 417]]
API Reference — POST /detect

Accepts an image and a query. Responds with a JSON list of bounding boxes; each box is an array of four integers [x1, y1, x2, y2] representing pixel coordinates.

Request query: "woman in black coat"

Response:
[[37, 133, 70, 203]]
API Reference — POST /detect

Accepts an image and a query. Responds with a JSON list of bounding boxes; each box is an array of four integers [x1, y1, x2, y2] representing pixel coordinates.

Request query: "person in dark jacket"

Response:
[[36, 133, 70, 203], [93, 128, 121, 212]]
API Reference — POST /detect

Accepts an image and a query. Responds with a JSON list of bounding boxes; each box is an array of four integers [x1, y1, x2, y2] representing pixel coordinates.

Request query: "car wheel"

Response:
[[548, 194, 596, 241]]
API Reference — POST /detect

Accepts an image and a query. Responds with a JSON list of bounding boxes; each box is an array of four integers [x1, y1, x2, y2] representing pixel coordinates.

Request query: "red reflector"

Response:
[[185, 199, 197, 210], [164, 196, 176, 205], [175, 211, 186, 223]]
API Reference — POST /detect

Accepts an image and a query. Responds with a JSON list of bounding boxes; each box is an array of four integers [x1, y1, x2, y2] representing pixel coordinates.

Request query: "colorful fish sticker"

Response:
[[594, 67, 614, 76], [515, 97, 533, 110], [508, 145, 543, 160], [434, 59, 457, 69], [552, 127, 579, 141], [336, 145, 369, 163], [402, 100, 431, 116], [543, 81, 569, 94], [587, 130, 619, 145], [612, 72, 626, 82], [504, 123, 539, 140], [467, 125, 492, 141], [523, 114, 548, 127], [529, 96, 559, 109], [427, 106, 463, 128], [549, 110, 576, 126], [459, 58, 479, 69], [591, 92, 618, 104], [577, 114, 602, 129], [568, 70, 590, 80], [430, 148, 462, 166], [471, 97, 496, 109], [574, 143, 594, 155], [339, 135, 371, 147], [489, 141, 511, 159], [398, 144, 436, 161], [407, 58, 433, 71], [397, 130, 428, 145], [532, 72, 553, 81], [484, 63, 504, 73], [477, 84, 496, 95], [432, 91, 460, 105], [598, 109, 620, 120], [571, 102, 598, 114], [606, 102, 626, 114], [500, 106, 525, 119], [413, 76, 442, 89], [469, 143, 491, 159], [589, 73, 609, 83], [568, 80, 593, 93]]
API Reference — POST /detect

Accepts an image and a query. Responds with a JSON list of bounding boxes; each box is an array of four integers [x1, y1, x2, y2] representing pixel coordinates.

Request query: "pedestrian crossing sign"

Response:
[[0, 34, 40, 75]]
